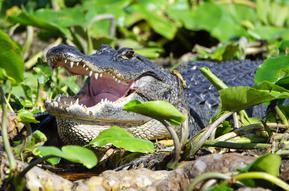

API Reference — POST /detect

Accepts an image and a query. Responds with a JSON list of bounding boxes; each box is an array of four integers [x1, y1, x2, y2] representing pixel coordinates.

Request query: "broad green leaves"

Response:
[[129, 0, 177, 39], [8, 8, 85, 40], [0, 30, 24, 84], [35, 145, 97, 168], [255, 55, 289, 84], [7, 0, 289, 56], [124, 100, 186, 125], [90, 126, 154, 154], [220, 52, 289, 112], [220, 82, 289, 112], [182, 3, 247, 41]]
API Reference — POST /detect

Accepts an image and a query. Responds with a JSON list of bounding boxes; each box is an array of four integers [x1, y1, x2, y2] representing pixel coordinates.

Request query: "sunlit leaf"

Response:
[[0, 30, 24, 84], [220, 83, 289, 111], [244, 154, 281, 176], [35, 145, 97, 168], [61, 145, 97, 169], [17, 109, 39, 123], [90, 126, 155, 153], [124, 100, 186, 125], [35, 146, 62, 165], [255, 55, 289, 84]]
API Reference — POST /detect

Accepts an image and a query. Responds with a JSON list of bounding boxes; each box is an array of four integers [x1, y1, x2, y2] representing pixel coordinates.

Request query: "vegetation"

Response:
[[2, 0, 289, 190]]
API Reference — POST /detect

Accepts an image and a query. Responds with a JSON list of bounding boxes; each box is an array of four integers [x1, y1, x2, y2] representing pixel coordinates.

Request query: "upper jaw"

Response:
[[46, 44, 164, 83], [46, 44, 135, 82]]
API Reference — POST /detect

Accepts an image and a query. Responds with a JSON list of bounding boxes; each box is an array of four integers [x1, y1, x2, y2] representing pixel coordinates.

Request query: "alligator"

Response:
[[45, 44, 262, 145]]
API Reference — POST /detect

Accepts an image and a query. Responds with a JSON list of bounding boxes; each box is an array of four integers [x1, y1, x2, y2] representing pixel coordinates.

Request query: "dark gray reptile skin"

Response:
[[178, 60, 264, 126]]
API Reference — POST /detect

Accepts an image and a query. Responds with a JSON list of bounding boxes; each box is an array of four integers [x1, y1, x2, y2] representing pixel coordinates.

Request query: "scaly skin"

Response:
[[45, 45, 188, 145]]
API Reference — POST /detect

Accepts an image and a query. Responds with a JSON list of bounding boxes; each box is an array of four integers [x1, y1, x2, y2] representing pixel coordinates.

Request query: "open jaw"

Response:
[[45, 56, 139, 117]]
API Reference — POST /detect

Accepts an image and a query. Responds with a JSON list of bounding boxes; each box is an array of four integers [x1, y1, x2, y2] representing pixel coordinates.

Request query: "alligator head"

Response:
[[45, 45, 184, 145]]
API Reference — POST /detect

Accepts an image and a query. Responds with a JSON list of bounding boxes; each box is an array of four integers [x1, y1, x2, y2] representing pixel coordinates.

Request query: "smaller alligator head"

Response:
[[45, 44, 183, 145]]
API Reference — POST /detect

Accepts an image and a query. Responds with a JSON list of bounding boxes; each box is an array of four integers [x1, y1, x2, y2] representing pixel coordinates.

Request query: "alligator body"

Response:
[[46, 45, 262, 145], [179, 60, 262, 126]]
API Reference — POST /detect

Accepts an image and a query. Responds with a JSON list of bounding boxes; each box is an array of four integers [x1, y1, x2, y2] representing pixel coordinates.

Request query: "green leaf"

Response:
[[35, 146, 97, 168], [256, 0, 270, 24], [17, 109, 39, 123], [0, 30, 24, 84], [8, 8, 87, 40], [249, 26, 289, 41], [182, 3, 247, 41], [255, 55, 289, 84], [61, 145, 97, 169], [35, 146, 62, 165], [27, 130, 47, 147], [244, 154, 281, 177], [90, 126, 155, 154], [238, 154, 282, 188], [129, 0, 177, 39], [220, 84, 289, 111], [123, 100, 186, 125], [14, 130, 47, 157]]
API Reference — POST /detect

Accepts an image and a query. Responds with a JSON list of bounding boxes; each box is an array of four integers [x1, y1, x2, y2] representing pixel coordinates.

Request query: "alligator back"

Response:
[[178, 60, 263, 127]]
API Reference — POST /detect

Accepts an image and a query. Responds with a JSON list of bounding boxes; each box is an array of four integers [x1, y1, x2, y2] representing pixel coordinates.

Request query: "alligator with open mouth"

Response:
[[45, 44, 262, 145]]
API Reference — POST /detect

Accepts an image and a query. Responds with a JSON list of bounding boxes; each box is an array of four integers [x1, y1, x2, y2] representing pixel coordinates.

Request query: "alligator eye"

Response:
[[118, 48, 135, 59]]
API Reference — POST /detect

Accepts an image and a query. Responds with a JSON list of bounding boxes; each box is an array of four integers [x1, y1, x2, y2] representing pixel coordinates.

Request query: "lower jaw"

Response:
[[56, 118, 171, 145]]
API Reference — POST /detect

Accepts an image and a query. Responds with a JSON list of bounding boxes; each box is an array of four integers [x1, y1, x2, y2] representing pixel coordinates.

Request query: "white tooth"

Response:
[[85, 67, 89, 71], [89, 71, 93, 76], [82, 65, 86, 68], [76, 62, 79, 66], [100, 74, 103, 78], [64, 60, 67, 63], [95, 73, 99, 79], [75, 98, 79, 105], [70, 62, 74, 68]]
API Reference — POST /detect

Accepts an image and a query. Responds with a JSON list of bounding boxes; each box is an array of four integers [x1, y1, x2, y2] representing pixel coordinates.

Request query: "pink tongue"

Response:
[[78, 74, 132, 107]]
